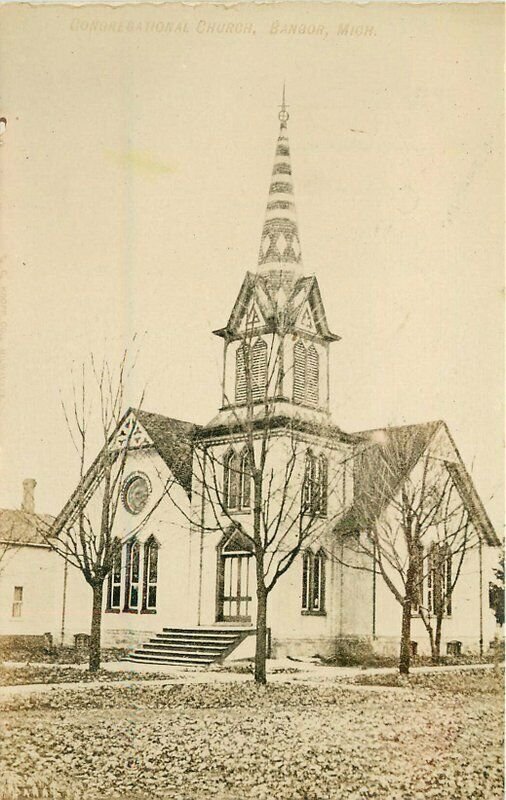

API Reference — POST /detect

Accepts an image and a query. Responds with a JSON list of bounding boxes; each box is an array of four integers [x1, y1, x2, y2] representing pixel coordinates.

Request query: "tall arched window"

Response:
[[124, 539, 140, 611], [301, 549, 326, 613], [302, 450, 328, 517], [143, 537, 159, 612], [224, 448, 251, 510], [302, 450, 316, 512], [293, 340, 320, 407], [427, 543, 453, 616], [240, 448, 252, 509], [302, 551, 311, 611], [106, 540, 122, 612], [318, 455, 328, 517], [224, 450, 241, 509]]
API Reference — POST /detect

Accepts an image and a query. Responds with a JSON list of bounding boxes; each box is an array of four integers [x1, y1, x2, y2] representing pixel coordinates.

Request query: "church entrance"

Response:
[[217, 529, 254, 623]]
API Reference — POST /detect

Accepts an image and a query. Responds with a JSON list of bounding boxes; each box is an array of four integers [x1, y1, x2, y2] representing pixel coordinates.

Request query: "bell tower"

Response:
[[209, 91, 340, 429]]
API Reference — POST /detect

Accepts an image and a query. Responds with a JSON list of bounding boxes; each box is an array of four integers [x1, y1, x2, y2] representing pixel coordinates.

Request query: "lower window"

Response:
[[12, 586, 23, 618], [302, 550, 326, 613]]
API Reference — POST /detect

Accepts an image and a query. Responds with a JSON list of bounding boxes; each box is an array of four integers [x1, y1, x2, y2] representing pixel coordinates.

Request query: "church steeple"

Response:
[[210, 94, 340, 428], [257, 86, 303, 275]]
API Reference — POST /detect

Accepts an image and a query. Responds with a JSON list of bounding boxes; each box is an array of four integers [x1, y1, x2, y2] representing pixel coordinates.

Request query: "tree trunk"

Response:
[[254, 583, 268, 685], [426, 623, 437, 665], [89, 582, 103, 673], [399, 596, 412, 675], [433, 614, 443, 665]]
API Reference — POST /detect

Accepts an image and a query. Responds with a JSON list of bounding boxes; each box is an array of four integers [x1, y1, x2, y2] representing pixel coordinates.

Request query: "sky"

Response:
[[0, 2, 503, 532]]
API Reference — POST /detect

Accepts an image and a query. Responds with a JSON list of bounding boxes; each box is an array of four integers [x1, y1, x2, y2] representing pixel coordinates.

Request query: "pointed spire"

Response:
[[257, 87, 303, 275]]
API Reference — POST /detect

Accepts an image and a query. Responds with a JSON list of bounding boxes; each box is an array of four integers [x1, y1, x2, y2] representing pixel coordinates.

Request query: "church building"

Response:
[[2, 99, 500, 665]]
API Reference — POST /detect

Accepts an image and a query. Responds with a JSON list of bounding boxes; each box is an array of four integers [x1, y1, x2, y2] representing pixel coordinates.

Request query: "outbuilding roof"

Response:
[[0, 509, 54, 546]]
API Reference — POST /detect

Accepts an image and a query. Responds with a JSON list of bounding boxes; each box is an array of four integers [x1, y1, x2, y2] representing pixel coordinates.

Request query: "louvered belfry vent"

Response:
[[293, 340, 319, 407], [235, 339, 268, 404]]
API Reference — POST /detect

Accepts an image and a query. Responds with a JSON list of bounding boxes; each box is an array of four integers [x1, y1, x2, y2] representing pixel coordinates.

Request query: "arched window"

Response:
[[293, 340, 320, 407], [413, 542, 425, 611], [312, 550, 326, 612], [224, 450, 241, 509], [106, 540, 122, 612], [301, 549, 326, 613], [427, 543, 453, 616], [124, 539, 140, 611], [143, 537, 159, 612], [240, 449, 252, 509], [224, 448, 251, 511], [302, 450, 328, 516], [301, 551, 311, 611], [318, 455, 328, 517], [307, 345, 319, 405], [293, 340, 306, 404], [302, 450, 316, 512]]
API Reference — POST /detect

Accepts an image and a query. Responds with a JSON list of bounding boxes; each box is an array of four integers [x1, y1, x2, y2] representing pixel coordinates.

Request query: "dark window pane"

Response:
[[302, 553, 310, 610], [228, 453, 240, 508], [130, 585, 138, 608], [149, 544, 158, 582], [131, 544, 140, 582], [112, 585, 121, 608]]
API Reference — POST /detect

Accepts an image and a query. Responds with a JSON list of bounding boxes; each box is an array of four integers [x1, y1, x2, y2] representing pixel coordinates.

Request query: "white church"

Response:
[[0, 101, 500, 666]]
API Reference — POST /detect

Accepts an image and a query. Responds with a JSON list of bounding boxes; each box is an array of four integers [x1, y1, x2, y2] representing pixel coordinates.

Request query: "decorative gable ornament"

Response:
[[112, 412, 152, 452], [298, 301, 316, 332], [239, 300, 265, 333]]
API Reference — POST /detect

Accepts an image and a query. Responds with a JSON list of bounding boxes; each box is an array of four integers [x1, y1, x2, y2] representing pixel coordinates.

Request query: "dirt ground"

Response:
[[0, 668, 503, 800]]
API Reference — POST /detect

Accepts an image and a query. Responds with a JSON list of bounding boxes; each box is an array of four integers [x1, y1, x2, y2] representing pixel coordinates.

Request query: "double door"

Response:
[[220, 553, 252, 622]]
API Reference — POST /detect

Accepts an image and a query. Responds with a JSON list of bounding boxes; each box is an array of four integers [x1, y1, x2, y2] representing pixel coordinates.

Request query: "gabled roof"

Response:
[[136, 410, 199, 496], [445, 461, 500, 546], [51, 408, 198, 536], [0, 509, 54, 546], [213, 271, 339, 342], [337, 420, 499, 547]]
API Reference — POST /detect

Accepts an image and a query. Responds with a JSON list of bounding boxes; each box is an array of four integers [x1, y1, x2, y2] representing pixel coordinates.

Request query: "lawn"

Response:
[[0, 669, 503, 800]]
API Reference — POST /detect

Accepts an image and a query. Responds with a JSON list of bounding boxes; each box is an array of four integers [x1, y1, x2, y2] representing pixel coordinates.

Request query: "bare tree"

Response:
[[166, 312, 353, 684], [341, 429, 481, 674], [34, 350, 150, 672]]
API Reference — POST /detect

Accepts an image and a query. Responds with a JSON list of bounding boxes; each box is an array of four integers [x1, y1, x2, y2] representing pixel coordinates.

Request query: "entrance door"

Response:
[[221, 553, 252, 622]]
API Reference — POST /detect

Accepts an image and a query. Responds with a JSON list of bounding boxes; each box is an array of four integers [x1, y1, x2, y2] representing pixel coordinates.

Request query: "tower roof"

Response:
[[257, 88, 303, 275]]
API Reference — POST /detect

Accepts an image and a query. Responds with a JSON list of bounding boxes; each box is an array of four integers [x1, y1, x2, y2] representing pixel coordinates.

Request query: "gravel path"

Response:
[[0, 660, 497, 697]]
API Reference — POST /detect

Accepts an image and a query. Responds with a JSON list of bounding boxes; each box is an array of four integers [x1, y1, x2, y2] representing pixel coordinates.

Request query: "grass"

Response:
[[0, 669, 503, 800], [0, 645, 127, 665], [0, 664, 175, 686]]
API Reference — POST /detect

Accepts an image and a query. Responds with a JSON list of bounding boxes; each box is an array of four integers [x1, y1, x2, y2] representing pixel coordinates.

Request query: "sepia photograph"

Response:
[[0, 2, 504, 799]]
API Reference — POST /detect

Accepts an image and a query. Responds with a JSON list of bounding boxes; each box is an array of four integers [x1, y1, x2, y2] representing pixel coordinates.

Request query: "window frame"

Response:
[[12, 586, 23, 618], [224, 447, 252, 512], [106, 544, 122, 613], [124, 539, 141, 613], [142, 537, 159, 613], [302, 450, 328, 518], [301, 550, 326, 615]]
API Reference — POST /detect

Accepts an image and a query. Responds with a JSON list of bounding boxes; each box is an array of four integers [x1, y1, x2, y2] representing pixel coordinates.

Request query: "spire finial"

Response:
[[257, 87, 302, 275], [279, 82, 289, 125]]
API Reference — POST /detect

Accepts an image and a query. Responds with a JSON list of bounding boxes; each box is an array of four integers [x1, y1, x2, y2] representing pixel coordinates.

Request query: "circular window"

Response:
[[122, 473, 151, 515]]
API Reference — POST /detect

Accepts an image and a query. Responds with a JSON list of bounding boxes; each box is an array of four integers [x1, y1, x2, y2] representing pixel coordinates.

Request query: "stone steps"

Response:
[[123, 626, 255, 667]]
